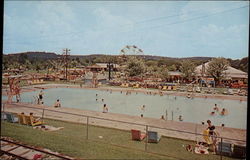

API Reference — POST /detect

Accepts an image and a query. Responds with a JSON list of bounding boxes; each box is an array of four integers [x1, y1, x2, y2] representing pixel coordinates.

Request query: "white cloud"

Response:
[[34, 1, 77, 35], [93, 7, 135, 32], [198, 24, 247, 42]]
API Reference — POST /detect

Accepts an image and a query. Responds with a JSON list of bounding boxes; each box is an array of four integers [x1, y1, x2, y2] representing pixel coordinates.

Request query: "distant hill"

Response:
[[4, 51, 247, 72], [4, 52, 213, 61], [7, 51, 59, 59]]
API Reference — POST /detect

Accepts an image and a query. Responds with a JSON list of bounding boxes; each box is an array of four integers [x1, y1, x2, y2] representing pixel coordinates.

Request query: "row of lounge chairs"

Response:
[[120, 83, 129, 88], [2, 112, 44, 126], [131, 129, 245, 158], [131, 129, 161, 143], [161, 86, 177, 91], [217, 142, 246, 159], [223, 89, 247, 96], [27, 79, 44, 85]]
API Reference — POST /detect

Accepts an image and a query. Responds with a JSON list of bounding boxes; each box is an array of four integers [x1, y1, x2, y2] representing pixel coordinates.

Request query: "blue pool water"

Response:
[[2, 87, 247, 129]]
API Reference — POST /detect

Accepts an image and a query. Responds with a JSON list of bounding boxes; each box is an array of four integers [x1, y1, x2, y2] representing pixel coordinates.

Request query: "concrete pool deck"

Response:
[[2, 101, 246, 146]]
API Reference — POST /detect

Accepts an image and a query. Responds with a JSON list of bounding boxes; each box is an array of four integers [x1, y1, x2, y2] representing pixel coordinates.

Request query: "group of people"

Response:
[[210, 104, 228, 116], [140, 105, 145, 117], [95, 93, 108, 113], [186, 119, 219, 154], [206, 120, 219, 153], [37, 89, 61, 108]]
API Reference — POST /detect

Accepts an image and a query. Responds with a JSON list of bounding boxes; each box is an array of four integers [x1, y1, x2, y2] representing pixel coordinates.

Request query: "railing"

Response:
[[2, 103, 246, 160]]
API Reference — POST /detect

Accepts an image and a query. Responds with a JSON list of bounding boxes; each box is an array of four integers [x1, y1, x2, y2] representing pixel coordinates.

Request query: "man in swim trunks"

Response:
[[207, 120, 219, 153], [38, 90, 44, 104]]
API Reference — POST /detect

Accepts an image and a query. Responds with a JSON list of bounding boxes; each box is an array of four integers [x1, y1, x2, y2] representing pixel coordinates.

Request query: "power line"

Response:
[[3, 5, 248, 43], [124, 5, 249, 32]]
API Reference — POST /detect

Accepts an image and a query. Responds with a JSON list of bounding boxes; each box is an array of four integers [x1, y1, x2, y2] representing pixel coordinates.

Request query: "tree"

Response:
[[206, 57, 229, 86], [145, 60, 158, 67], [157, 59, 168, 67], [157, 67, 169, 81], [18, 53, 28, 64], [179, 60, 195, 81], [125, 56, 145, 77], [168, 64, 177, 71]]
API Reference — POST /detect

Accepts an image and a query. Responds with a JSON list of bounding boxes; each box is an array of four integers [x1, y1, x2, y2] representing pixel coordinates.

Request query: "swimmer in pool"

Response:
[[161, 115, 165, 120], [210, 111, 215, 115], [213, 104, 219, 112], [220, 108, 228, 115], [141, 105, 145, 111], [102, 99, 104, 102], [103, 104, 108, 113], [179, 115, 183, 121]]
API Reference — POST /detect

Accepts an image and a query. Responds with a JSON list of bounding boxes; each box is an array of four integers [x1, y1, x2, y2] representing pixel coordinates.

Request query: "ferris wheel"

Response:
[[120, 45, 144, 55]]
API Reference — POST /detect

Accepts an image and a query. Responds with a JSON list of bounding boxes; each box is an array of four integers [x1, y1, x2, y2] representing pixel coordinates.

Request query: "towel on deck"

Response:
[[33, 125, 64, 131]]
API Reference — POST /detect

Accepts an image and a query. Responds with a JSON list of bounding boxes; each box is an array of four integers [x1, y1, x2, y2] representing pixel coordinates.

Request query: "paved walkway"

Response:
[[3, 101, 246, 146]]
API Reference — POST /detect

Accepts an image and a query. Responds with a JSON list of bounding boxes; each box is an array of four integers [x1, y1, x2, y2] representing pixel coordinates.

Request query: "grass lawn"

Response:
[[1, 119, 240, 160]]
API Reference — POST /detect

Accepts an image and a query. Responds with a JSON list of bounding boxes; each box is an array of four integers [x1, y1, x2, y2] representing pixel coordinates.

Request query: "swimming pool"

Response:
[[2, 87, 247, 129]]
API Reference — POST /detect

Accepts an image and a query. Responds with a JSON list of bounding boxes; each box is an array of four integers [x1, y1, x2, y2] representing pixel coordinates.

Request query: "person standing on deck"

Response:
[[206, 120, 219, 153], [38, 89, 44, 104]]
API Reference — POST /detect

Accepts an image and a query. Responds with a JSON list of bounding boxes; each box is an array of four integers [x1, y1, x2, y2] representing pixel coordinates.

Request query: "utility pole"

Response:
[[63, 48, 70, 81], [107, 62, 113, 81]]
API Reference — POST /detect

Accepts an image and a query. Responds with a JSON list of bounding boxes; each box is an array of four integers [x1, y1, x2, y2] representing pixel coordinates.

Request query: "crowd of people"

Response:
[[210, 104, 228, 116]]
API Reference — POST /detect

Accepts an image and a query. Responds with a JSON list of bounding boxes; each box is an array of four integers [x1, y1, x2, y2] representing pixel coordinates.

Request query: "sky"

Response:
[[3, 1, 249, 59]]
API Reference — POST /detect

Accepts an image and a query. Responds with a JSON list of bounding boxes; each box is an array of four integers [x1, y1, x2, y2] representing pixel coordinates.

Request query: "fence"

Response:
[[1, 103, 246, 160]]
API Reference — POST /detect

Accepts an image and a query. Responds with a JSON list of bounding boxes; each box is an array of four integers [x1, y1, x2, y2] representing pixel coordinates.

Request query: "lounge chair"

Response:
[[17, 114, 27, 125], [162, 86, 167, 91], [24, 115, 44, 126], [206, 89, 212, 94], [179, 87, 186, 92], [131, 129, 146, 141], [232, 145, 246, 158], [238, 90, 246, 96], [172, 86, 177, 91], [227, 89, 234, 95], [216, 142, 232, 157], [147, 131, 161, 143], [233, 89, 240, 95], [196, 87, 201, 93], [1, 112, 7, 120], [187, 87, 193, 92], [133, 84, 139, 88], [6, 113, 19, 123], [167, 86, 172, 91]]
